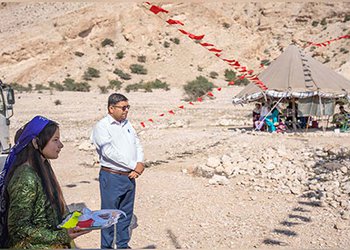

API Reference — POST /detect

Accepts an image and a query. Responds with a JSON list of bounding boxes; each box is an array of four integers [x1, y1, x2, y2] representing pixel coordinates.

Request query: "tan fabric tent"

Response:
[[233, 44, 350, 104]]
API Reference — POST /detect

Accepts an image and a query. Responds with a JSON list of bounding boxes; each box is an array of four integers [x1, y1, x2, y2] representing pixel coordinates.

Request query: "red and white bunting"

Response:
[[305, 34, 350, 48], [141, 2, 348, 128]]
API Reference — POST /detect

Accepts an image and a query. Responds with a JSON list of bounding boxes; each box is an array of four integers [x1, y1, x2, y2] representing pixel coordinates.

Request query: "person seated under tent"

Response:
[[252, 103, 261, 129], [264, 103, 280, 132], [332, 105, 349, 130], [284, 101, 298, 129], [254, 102, 270, 131], [283, 101, 310, 129]]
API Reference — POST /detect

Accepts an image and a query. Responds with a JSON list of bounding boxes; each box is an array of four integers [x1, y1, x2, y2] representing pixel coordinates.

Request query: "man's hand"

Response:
[[134, 162, 145, 175], [128, 171, 139, 179], [129, 162, 144, 179]]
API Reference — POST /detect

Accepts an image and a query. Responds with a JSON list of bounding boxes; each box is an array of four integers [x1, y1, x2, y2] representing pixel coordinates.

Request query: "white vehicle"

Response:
[[0, 80, 15, 171]]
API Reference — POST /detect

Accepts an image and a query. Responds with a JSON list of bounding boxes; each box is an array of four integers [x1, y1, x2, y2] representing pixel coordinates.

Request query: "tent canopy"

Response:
[[233, 44, 350, 104]]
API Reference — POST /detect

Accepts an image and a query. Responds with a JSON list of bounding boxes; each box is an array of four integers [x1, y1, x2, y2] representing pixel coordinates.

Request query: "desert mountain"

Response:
[[0, 2, 349, 89]]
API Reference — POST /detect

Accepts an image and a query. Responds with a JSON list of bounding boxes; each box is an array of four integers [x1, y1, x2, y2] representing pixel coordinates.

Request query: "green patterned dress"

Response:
[[6, 163, 73, 249]]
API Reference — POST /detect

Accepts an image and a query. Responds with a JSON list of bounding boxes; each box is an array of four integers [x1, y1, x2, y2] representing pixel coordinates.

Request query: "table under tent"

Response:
[[232, 44, 350, 131]]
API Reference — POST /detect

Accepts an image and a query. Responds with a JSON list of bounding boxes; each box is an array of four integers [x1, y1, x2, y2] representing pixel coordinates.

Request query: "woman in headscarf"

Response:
[[0, 116, 90, 248]]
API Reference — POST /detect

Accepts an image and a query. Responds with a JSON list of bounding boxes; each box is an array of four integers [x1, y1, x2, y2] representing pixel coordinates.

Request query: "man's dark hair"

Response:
[[108, 93, 128, 107]]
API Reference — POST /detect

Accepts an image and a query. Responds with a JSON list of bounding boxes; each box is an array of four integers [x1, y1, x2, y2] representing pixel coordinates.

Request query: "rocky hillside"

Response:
[[0, 2, 349, 89]]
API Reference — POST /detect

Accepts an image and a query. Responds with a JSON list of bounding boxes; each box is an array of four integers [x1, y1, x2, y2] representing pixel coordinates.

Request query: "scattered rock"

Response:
[[206, 157, 221, 168], [334, 222, 347, 230], [290, 185, 302, 195], [78, 140, 94, 151], [341, 211, 350, 220], [208, 175, 229, 185], [194, 165, 215, 178]]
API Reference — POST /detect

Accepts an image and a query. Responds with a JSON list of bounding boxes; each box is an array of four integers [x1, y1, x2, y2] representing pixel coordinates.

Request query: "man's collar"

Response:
[[107, 114, 128, 126]]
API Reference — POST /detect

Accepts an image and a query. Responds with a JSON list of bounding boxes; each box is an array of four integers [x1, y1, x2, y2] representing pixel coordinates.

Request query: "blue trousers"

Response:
[[99, 170, 136, 249]]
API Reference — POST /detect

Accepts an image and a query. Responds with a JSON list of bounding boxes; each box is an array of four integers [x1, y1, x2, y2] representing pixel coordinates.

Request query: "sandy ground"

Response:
[[9, 86, 350, 249]]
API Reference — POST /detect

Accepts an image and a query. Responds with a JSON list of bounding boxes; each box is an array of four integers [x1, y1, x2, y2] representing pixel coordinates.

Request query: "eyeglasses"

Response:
[[113, 105, 130, 111]]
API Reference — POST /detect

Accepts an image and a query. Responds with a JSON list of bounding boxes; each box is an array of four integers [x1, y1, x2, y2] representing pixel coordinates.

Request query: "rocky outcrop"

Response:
[[0, 2, 349, 87]]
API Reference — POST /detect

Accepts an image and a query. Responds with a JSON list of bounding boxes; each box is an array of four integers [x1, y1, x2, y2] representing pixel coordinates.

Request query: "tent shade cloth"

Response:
[[298, 97, 335, 116], [233, 44, 350, 104]]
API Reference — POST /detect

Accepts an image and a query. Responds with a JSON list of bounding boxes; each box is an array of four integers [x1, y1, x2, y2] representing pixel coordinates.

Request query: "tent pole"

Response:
[[306, 116, 311, 132], [292, 97, 297, 131], [319, 95, 325, 132]]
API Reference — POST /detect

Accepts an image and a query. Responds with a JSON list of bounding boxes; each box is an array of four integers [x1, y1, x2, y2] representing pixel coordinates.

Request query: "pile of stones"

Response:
[[194, 145, 350, 212]]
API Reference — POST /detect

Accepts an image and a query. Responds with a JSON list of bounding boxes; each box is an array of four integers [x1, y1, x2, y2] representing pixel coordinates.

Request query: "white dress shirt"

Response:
[[91, 114, 144, 172]]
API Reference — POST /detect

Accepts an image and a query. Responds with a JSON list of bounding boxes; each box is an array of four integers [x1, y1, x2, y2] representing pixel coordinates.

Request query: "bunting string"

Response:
[[139, 2, 349, 128], [304, 34, 350, 48], [143, 2, 269, 91], [138, 85, 225, 128], [138, 2, 272, 128]]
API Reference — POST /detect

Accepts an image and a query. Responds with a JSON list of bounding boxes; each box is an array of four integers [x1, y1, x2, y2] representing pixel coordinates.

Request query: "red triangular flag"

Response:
[[255, 81, 268, 90], [228, 81, 235, 86], [188, 33, 204, 40], [178, 105, 184, 109], [197, 97, 203, 102], [168, 110, 175, 114], [200, 42, 214, 47], [247, 75, 256, 80], [159, 113, 165, 117], [189, 102, 194, 105], [231, 61, 240, 67], [223, 59, 236, 63], [148, 118, 154, 122], [166, 19, 184, 26], [208, 48, 222, 52], [149, 5, 169, 14], [140, 122, 145, 128], [178, 29, 189, 35], [217, 87, 222, 91], [207, 92, 214, 97], [239, 66, 247, 72]]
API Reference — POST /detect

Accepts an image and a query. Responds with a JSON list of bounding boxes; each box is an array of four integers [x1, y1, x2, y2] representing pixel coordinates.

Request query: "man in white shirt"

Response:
[[91, 93, 144, 249]]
